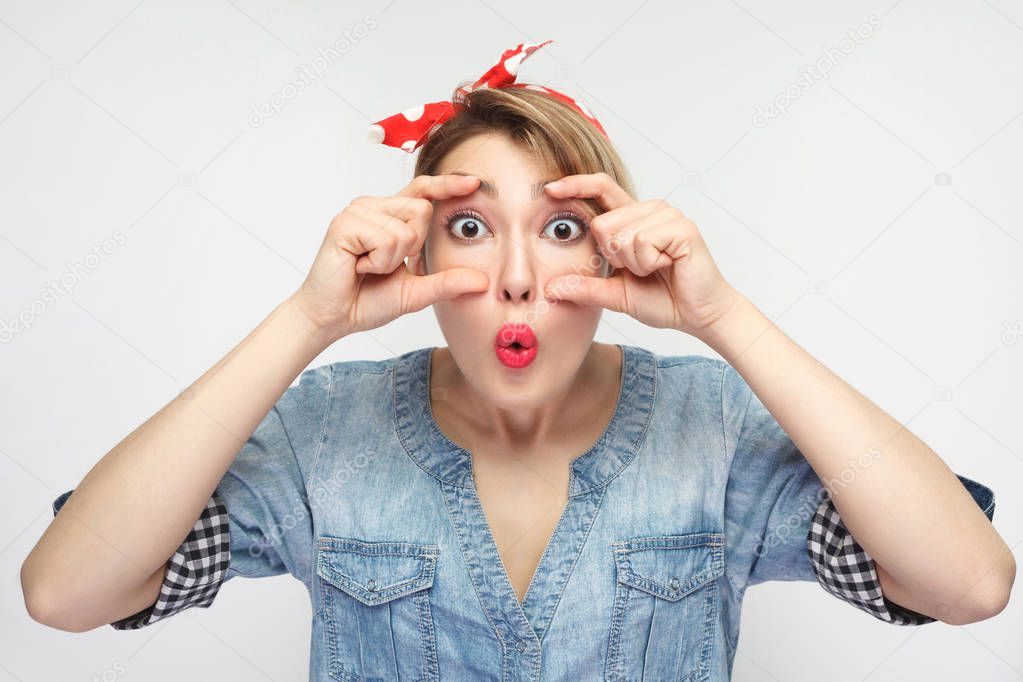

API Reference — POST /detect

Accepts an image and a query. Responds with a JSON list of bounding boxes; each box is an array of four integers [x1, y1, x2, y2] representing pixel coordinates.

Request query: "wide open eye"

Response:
[[542, 212, 588, 242], [447, 210, 493, 241]]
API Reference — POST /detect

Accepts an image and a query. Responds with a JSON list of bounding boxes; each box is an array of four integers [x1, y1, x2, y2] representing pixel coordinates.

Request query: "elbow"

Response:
[[942, 554, 1016, 625], [21, 559, 95, 633], [23, 589, 98, 633], [21, 580, 69, 632], [20, 555, 55, 627], [972, 550, 1017, 623]]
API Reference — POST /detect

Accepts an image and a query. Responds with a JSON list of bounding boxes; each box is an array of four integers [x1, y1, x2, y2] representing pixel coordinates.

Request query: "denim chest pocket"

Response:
[[316, 536, 440, 682], [606, 533, 725, 682]]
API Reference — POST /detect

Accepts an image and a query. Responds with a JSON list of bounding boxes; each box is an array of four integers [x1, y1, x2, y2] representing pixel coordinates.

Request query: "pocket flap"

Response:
[[612, 533, 724, 602], [316, 537, 439, 606]]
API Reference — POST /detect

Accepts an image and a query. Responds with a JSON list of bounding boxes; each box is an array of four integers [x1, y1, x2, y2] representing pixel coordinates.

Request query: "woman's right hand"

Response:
[[289, 174, 489, 341]]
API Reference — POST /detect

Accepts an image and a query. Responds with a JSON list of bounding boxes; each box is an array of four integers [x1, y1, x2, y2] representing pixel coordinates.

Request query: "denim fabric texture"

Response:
[[51, 344, 996, 681]]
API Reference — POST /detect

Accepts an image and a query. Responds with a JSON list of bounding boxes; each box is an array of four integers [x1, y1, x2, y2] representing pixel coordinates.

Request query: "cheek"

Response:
[[541, 240, 607, 277], [431, 293, 482, 353]]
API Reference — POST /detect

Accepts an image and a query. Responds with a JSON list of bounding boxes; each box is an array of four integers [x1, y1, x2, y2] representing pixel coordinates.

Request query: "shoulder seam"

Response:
[[719, 361, 728, 466], [307, 363, 335, 499], [657, 354, 725, 369], [723, 364, 755, 466]]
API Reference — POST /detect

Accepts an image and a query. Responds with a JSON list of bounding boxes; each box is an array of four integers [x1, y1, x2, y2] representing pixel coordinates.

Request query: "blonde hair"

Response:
[[414, 85, 636, 277]]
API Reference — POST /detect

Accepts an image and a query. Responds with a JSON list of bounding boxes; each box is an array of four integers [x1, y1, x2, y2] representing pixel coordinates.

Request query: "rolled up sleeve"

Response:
[[49, 363, 333, 629], [51, 489, 230, 630], [807, 473, 996, 625]]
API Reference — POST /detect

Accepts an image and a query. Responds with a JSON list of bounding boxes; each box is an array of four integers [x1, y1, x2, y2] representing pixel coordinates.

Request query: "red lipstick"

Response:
[[494, 322, 538, 369]]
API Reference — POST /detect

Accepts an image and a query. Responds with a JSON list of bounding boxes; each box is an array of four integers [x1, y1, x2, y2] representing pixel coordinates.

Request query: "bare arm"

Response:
[[20, 173, 490, 632], [701, 294, 1015, 625], [20, 296, 336, 632]]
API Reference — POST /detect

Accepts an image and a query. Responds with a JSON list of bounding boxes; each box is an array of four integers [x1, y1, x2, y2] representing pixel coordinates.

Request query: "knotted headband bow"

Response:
[[367, 39, 608, 153]]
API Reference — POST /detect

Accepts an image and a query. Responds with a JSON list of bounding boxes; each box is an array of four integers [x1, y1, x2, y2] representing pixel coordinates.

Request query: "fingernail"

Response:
[[545, 180, 564, 191]]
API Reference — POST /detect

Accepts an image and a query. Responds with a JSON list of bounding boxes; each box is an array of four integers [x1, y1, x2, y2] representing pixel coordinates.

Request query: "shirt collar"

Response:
[[393, 344, 656, 495]]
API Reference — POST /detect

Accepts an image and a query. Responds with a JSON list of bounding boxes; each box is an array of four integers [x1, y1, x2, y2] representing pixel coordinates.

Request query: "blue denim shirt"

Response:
[[51, 343, 996, 680]]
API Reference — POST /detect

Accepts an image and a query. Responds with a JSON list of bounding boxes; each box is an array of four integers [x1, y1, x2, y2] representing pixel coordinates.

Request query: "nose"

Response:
[[496, 239, 538, 304]]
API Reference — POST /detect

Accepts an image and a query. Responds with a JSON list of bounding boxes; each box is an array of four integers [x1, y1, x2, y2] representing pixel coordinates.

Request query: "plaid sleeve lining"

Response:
[[51, 489, 232, 630], [806, 475, 996, 626]]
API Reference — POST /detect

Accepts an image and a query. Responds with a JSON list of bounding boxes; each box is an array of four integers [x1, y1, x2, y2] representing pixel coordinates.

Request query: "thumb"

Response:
[[545, 274, 624, 311], [403, 267, 490, 313]]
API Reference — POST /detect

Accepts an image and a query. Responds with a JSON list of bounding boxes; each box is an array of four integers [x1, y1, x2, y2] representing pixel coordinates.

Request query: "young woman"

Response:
[[24, 40, 1012, 681]]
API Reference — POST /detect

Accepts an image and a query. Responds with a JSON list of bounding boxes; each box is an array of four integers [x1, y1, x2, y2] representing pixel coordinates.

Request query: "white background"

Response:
[[1, 0, 1021, 680]]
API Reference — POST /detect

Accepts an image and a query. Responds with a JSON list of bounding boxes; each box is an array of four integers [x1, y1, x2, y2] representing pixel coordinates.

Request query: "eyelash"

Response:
[[442, 209, 589, 244]]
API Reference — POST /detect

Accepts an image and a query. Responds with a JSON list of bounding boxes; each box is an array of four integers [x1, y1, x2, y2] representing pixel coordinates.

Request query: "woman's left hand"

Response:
[[542, 172, 744, 341]]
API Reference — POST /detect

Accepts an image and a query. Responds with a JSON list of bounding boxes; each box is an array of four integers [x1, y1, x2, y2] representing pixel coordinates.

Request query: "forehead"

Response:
[[446, 172, 560, 202], [431, 133, 600, 216], [436, 134, 556, 181]]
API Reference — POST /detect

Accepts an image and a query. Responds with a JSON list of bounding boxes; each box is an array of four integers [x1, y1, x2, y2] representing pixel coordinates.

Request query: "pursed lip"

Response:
[[494, 322, 537, 349]]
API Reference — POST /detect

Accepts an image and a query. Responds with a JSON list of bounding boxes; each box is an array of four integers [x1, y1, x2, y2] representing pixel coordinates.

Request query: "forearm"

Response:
[[699, 294, 1015, 622], [22, 296, 336, 624]]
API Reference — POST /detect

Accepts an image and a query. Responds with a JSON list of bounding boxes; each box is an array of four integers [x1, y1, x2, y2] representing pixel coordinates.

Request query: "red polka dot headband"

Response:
[[366, 39, 608, 154]]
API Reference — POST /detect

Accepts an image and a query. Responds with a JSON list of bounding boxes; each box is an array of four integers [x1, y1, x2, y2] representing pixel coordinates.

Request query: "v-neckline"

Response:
[[448, 345, 625, 609], [392, 343, 657, 639]]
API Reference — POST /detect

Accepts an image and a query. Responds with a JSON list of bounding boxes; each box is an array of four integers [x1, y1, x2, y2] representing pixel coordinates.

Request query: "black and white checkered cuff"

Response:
[[807, 495, 937, 625], [51, 489, 232, 630], [807, 475, 995, 626]]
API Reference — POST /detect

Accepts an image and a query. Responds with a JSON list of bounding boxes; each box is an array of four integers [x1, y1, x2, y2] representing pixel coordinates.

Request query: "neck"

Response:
[[429, 342, 622, 453]]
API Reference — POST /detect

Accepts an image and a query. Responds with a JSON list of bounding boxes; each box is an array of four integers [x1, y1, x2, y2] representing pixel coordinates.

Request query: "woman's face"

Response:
[[410, 132, 609, 410]]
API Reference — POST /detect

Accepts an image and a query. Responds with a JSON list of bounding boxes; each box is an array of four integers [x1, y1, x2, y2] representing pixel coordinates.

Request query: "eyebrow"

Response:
[[448, 171, 560, 201]]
